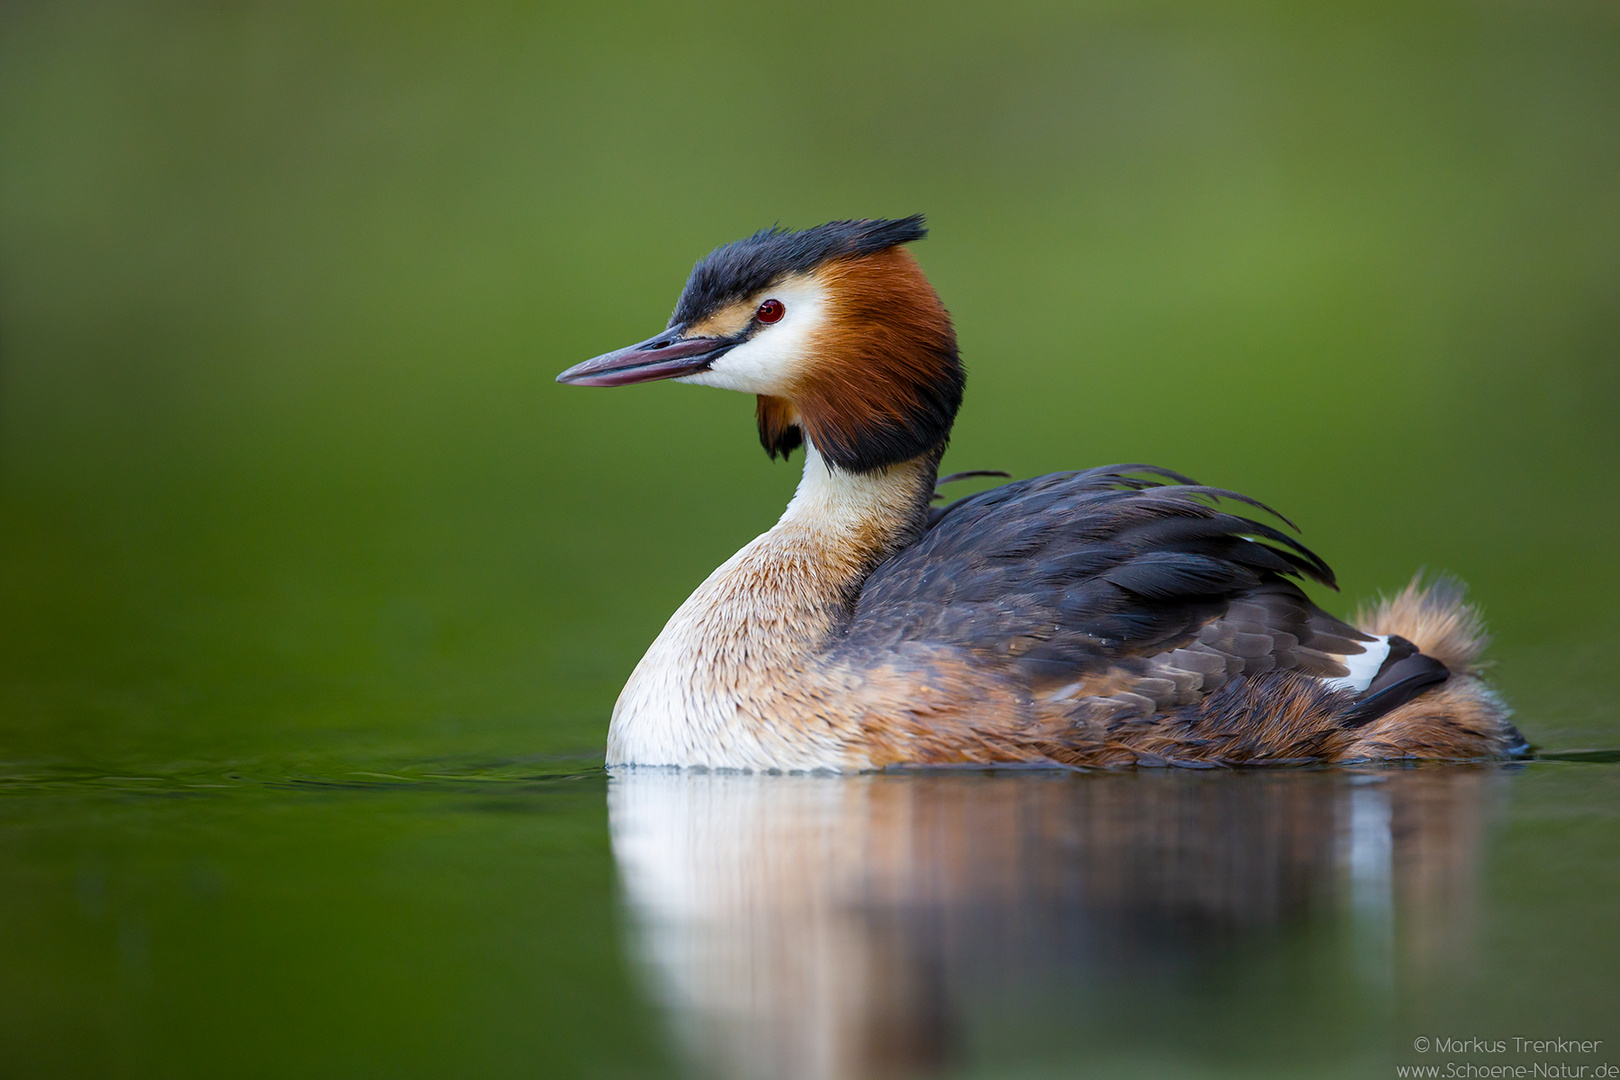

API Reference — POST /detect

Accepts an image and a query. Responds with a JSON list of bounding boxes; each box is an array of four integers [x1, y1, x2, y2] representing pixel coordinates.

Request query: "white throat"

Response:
[[778, 442, 926, 541]]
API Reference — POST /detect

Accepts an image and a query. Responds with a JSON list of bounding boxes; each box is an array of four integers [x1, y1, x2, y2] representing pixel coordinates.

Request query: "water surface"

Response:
[[3, 759, 1617, 1078]]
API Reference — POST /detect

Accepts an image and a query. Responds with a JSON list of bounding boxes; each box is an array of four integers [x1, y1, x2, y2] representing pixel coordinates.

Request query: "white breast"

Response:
[[605, 442, 932, 772], [605, 536, 855, 772]]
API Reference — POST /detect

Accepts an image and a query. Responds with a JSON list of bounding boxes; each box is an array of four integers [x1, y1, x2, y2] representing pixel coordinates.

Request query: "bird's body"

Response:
[[559, 217, 1525, 770]]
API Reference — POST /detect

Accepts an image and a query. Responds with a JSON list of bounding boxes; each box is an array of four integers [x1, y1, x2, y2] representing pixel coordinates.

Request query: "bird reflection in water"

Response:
[[609, 767, 1509, 1079]]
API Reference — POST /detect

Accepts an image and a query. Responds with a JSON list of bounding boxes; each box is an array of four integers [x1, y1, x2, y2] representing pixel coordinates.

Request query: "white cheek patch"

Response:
[[676, 278, 830, 396]]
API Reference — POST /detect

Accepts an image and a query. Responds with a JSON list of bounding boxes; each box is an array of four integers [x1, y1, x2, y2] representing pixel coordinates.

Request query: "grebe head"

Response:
[[556, 216, 964, 472]]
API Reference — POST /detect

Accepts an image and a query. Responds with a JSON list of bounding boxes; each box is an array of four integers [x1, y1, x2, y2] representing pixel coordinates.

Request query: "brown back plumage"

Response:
[[825, 467, 1525, 766]]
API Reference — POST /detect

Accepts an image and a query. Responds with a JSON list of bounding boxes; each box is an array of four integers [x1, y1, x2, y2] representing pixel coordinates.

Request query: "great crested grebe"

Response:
[[557, 216, 1526, 770]]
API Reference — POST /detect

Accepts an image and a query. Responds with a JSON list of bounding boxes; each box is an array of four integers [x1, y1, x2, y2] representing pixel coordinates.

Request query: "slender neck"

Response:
[[772, 440, 940, 586]]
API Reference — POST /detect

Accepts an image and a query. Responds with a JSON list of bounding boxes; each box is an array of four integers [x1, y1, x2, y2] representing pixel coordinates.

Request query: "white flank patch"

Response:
[[1323, 635, 1392, 694]]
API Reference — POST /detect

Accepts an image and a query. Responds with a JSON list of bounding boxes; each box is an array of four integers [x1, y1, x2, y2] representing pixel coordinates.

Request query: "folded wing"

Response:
[[839, 466, 1374, 715]]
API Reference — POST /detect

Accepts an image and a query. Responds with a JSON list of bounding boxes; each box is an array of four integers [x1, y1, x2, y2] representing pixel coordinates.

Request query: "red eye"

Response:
[[756, 299, 785, 324]]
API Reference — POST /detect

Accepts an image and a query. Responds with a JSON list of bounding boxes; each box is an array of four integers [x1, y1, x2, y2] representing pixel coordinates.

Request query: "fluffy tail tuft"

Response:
[[1354, 573, 1490, 677]]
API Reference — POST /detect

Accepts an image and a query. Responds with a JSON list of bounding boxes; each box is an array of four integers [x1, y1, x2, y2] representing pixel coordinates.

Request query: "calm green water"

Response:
[[2, 2, 1617, 1076]]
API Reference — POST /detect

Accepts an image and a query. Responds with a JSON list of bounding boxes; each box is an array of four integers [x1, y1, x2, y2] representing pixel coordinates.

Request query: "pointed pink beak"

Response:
[[556, 327, 736, 387]]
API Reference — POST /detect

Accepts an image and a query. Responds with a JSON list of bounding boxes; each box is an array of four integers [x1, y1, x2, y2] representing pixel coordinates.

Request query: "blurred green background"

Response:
[[2, 1, 1617, 1077], [4, 0, 1618, 770]]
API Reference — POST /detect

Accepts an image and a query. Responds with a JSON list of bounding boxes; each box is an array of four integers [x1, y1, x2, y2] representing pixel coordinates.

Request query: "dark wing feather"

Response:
[[840, 466, 1367, 699]]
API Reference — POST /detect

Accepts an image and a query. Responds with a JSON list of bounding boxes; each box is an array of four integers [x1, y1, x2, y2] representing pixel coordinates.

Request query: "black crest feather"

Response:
[[671, 215, 928, 327]]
